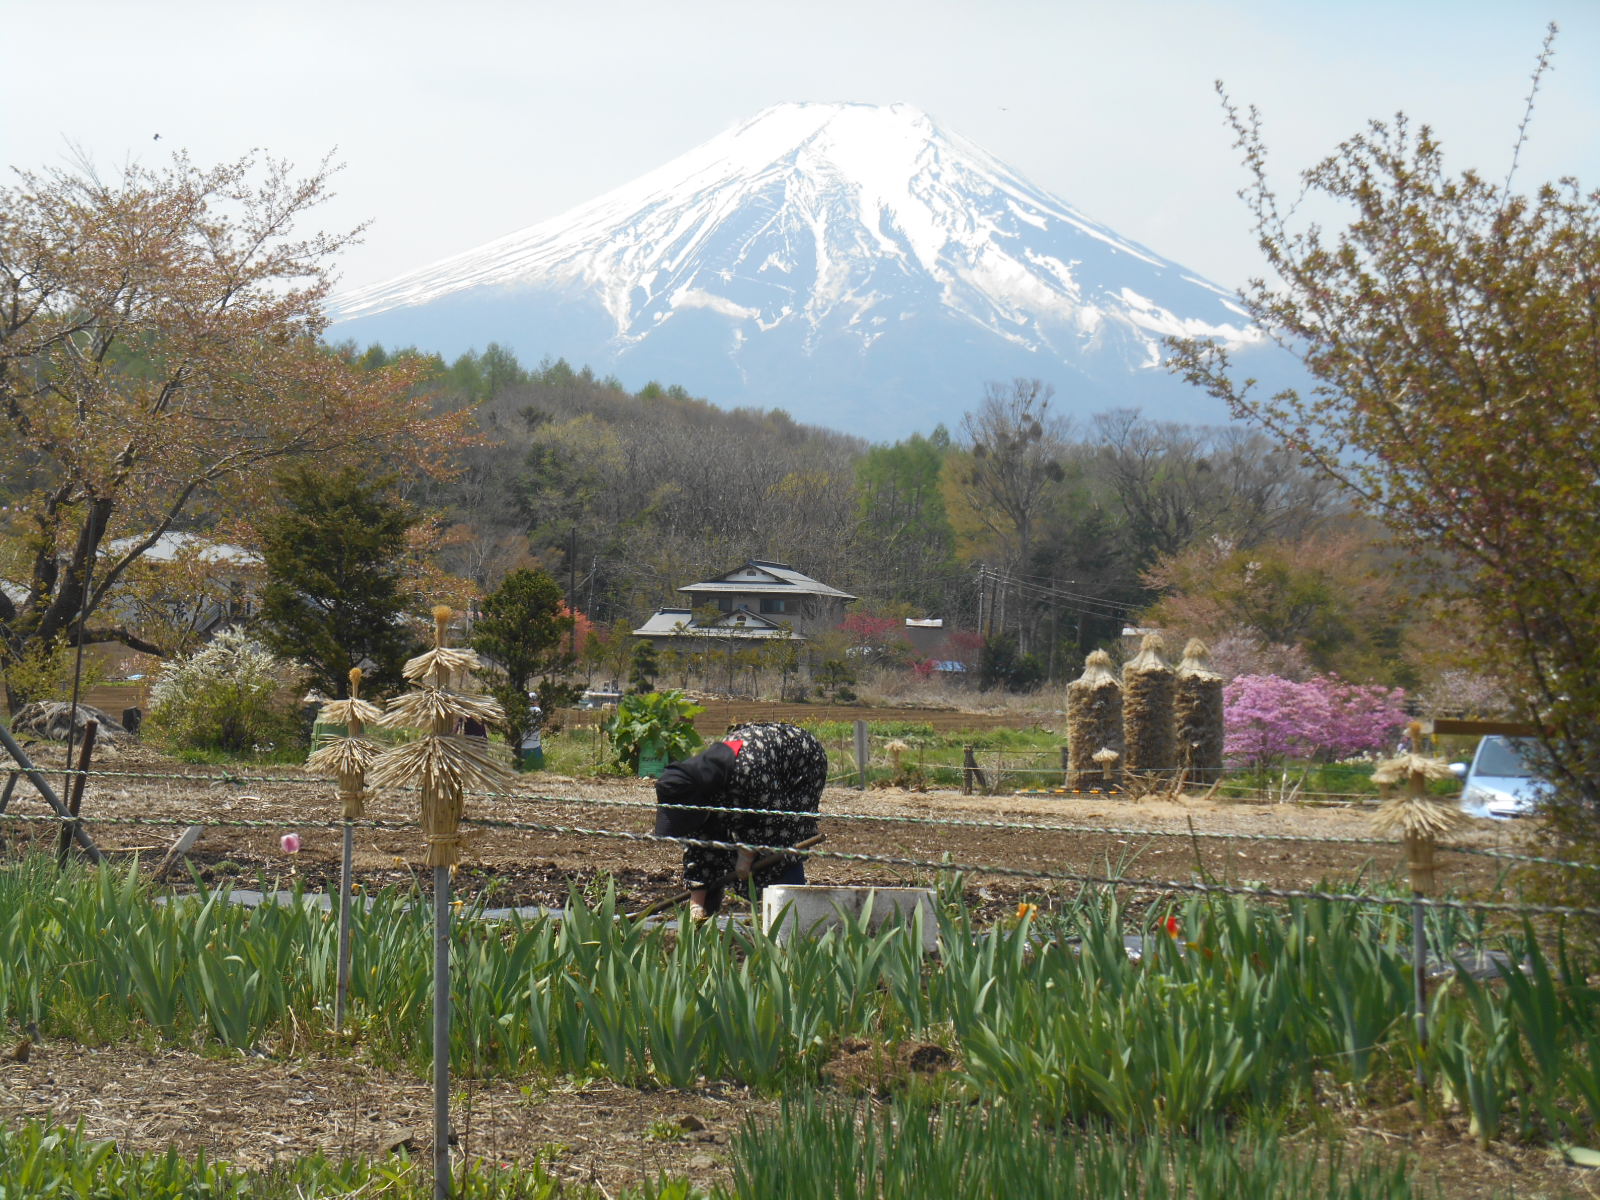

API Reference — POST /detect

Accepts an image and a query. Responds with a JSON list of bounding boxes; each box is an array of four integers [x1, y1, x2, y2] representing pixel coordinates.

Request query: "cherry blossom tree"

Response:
[[1224, 674, 1408, 769]]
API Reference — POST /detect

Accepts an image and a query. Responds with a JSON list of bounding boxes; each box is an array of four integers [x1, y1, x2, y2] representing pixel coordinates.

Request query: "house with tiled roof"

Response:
[[631, 560, 855, 651]]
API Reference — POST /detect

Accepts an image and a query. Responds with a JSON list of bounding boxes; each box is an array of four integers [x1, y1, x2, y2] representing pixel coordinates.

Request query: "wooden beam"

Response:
[[0, 722, 104, 862], [1425, 718, 1542, 738]]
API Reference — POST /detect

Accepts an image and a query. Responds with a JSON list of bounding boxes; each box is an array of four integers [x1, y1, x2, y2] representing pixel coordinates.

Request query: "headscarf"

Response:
[[653, 740, 738, 836]]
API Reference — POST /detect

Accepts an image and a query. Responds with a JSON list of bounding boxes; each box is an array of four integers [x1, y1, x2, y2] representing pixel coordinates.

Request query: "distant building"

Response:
[[102, 531, 264, 642], [678, 560, 855, 630], [901, 617, 971, 674], [632, 560, 856, 652]]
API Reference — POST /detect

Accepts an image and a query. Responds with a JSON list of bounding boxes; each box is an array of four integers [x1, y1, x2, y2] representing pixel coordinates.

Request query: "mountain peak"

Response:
[[329, 103, 1273, 440]]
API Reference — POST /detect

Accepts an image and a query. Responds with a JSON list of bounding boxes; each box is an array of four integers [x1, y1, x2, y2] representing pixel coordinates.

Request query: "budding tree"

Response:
[[1170, 31, 1600, 831], [0, 151, 468, 707]]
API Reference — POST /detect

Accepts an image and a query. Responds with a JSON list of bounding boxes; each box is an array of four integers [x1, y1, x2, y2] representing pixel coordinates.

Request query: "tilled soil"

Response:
[[0, 740, 1559, 1197], [1, 741, 1527, 913]]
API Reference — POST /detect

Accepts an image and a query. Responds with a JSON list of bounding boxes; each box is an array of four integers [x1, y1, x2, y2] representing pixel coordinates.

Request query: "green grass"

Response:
[[720, 1097, 1441, 1200], [540, 724, 624, 776], [797, 721, 1067, 789], [1218, 760, 1461, 800], [0, 1118, 645, 1198], [0, 1103, 1453, 1200]]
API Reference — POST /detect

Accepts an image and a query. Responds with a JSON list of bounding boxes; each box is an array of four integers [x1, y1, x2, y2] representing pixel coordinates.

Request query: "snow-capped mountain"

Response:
[[329, 102, 1272, 440]]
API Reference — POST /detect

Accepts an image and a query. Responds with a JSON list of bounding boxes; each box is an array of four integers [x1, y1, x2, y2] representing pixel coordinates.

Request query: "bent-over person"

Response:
[[653, 722, 826, 919]]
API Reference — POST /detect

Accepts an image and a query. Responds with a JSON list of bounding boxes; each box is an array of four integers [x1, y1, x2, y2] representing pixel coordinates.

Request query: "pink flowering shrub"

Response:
[[1224, 674, 1408, 767]]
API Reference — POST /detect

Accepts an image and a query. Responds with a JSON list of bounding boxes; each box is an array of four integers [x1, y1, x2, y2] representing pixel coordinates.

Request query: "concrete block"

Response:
[[762, 885, 938, 953]]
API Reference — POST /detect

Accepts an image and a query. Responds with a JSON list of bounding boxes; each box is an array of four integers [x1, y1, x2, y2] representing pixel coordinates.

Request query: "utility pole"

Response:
[[1049, 579, 1059, 682], [568, 528, 578, 660]]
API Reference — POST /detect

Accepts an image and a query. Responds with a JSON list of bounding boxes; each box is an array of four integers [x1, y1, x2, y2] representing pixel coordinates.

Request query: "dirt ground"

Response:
[[1, 738, 1529, 912], [0, 738, 1577, 1197]]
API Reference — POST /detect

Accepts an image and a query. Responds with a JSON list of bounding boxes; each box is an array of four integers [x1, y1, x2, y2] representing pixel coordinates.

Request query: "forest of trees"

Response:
[[336, 340, 1431, 690]]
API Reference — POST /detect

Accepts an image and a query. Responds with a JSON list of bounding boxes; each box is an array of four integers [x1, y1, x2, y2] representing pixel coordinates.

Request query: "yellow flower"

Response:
[[1016, 902, 1039, 920]]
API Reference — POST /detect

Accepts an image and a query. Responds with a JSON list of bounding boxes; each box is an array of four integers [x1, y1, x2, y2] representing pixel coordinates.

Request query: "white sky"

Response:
[[5, 1, 1596, 296]]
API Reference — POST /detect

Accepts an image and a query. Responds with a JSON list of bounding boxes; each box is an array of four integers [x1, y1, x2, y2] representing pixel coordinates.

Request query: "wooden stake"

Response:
[[0, 723, 103, 862], [57, 720, 97, 867], [152, 825, 205, 882]]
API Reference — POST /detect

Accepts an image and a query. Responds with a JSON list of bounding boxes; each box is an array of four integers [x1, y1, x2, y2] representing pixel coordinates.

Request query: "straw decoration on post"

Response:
[[305, 665, 383, 1033], [1371, 752, 1465, 896], [370, 606, 509, 868], [369, 605, 511, 1200], [306, 667, 382, 819], [1371, 745, 1464, 1103]]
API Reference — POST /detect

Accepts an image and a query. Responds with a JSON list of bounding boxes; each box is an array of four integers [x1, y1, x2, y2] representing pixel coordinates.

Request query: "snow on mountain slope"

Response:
[[329, 102, 1272, 440]]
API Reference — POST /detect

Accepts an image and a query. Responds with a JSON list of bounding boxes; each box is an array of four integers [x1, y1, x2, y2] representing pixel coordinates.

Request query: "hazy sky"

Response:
[[6, 1, 1596, 296]]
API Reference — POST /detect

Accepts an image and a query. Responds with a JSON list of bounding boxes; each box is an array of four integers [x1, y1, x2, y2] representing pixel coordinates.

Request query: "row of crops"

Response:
[[0, 1107, 1427, 1200], [2, 856, 1598, 1194]]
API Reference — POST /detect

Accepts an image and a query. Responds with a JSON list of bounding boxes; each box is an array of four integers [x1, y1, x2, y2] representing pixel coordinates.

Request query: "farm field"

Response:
[[0, 738, 1522, 913], [0, 735, 1588, 1198]]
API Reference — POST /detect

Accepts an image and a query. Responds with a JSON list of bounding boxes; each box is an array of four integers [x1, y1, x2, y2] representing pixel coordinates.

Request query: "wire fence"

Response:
[[2, 807, 1598, 921], [1, 763, 1589, 872]]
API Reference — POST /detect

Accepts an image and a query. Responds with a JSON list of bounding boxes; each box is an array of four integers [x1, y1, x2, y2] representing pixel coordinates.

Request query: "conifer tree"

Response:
[[469, 568, 574, 745], [257, 465, 420, 698]]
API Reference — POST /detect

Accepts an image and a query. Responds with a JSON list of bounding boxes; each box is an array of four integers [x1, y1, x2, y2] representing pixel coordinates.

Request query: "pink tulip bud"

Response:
[[280, 833, 301, 854]]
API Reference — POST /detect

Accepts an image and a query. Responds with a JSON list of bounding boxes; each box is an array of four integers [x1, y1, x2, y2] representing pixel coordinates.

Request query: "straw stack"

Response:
[[306, 667, 383, 818], [1067, 650, 1123, 790], [1371, 753, 1466, 895], [1175, 639, 1225, 787], [1123, 634, 1176, 781], [371, 607, 511, 868]]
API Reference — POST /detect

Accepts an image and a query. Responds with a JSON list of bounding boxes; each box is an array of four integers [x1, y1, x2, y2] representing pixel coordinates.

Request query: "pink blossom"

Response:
[[1223, 674, 1408, 767], [279, 833, 301, 854]]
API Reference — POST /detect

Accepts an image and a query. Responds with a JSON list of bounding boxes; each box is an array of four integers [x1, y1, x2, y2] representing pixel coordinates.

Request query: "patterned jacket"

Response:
[[666, 722, 826, 889]]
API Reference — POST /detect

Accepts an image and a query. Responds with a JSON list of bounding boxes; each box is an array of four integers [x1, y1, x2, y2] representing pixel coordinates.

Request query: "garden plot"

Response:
[[0, 742, 1521, 909], [0, 746, 1570, 1200]]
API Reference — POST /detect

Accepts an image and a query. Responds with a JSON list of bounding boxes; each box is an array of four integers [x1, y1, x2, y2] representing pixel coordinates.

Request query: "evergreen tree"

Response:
[[470, 568, 575, 744], [257, 466, 420, 700], [628, 639, 658, 695]]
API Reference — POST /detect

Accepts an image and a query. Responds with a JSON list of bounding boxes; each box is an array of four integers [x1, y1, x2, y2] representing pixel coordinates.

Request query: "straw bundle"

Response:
[[306, 668, 383, 818], [1123, 634, 1176, 780], [1175, 639, 1225, 787], [1372, 753, 1466, 894], [1067, 650, 1123, 790], [371, 607, 512, 867]]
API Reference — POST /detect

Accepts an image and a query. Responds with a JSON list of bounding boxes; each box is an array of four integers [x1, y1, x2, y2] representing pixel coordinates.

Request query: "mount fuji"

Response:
[[328, 102, 1277, 441]]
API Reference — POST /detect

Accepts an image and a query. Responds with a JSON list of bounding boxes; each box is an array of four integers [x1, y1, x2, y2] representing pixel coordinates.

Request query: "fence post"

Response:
[[1405, 762, 1434, 1112], [1060, 745, 1070, 786], [962, 746, 987, 795], [855, 720, 869, 791], [57, 720, 97, 867]]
